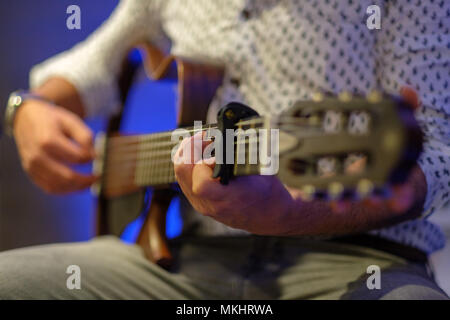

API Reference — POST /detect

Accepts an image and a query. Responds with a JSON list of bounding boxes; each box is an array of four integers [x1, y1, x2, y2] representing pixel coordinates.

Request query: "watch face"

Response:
[[9, 94, 23, 108]]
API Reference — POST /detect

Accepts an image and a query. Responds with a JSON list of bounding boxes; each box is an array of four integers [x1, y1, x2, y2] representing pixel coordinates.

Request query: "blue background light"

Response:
[[0, 1, 183, 249], [116, 49, 183, 242]]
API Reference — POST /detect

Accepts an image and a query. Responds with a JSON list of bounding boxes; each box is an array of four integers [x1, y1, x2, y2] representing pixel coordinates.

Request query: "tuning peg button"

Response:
[[357, 179, 374, 198], [301, 185, 316, 201], [328, 182, 344, 200], [312, 91, 324, 102], [338, 91, 352, 102], [366, 90, 383, 104]]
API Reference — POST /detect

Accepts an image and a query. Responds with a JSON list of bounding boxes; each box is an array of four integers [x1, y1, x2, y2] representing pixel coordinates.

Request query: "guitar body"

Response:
[[96, 43, 224, 268]]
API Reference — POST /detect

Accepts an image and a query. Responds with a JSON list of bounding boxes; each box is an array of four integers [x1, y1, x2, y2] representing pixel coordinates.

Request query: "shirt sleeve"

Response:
[[375, 1, 450, 217], [29, 0, 164, 118]]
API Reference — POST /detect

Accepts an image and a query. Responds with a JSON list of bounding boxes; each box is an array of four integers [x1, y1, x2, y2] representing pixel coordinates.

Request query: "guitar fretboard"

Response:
[[97, 119, 268, 197]]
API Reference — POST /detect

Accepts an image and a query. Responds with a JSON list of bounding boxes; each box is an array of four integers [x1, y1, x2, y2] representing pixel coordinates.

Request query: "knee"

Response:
[[381, 285, 449, 300], [0, 246, 71, 299]]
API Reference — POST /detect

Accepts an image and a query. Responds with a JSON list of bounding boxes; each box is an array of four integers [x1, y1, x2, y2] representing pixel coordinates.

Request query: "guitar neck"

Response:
[[95, 95, 423, 201], [96, 120, 265, 197]]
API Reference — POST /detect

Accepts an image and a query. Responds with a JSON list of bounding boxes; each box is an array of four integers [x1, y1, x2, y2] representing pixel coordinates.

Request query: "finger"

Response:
[[362, 195, 384, 210], [32, 154, 97, 193], [400, 87, 419, 110], [192, 161, 278, 204], [176, 132, 214, 161], [191, 159, 226, 201], [202, 156, 216, 168], [173, 143, 195, 195], [174, 133, 211, 189], [29, 167, 57, 194], [188, 131, 210, 164], [386, 184, 415, 213], [45, 135, 94, 164], [330, 200, 352, 214], [31, 167, 84, 195], [59, 112, 95, 155]]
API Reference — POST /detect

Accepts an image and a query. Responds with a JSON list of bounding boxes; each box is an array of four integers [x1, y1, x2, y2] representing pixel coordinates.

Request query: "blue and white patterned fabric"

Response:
[[30, 0, 449, 254]]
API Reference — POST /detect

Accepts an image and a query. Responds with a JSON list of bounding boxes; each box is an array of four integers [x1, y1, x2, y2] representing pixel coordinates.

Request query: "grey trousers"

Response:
[[0, 235, 448, 300]]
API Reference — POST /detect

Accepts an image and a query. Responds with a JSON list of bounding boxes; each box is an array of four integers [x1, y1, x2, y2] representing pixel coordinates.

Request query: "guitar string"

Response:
[[103, 140, 261, 173], [104, 115, 319, 145], [103, 153, 261, 189], [104, 120, 324, 158], [102, 138, 264, 189], [101, 126, 325, 172], [102, 153, 259, 188], [102, 131, 322, 188], [100, 109, 376, 191], [99, 116, 327, 189], [105, 124, 323, 163], [105, 137, 263, 161]]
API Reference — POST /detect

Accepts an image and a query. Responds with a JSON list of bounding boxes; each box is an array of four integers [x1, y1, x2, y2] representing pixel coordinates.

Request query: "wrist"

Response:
[[3, 90, 53, 137]]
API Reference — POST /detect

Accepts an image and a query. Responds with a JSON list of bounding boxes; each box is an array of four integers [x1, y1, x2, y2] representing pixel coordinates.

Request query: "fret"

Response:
[[135, 135, 147, 187], [91, 132, 107, 195], [259, 115, 279, 176], [134, 133, 177, 187], [248, 118, 257, 175], [131, 123, 214, 187], [233, 117, 266, 177]]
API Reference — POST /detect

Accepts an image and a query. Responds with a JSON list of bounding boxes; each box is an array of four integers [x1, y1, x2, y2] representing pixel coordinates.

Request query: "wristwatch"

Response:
[[3, 90, 50, 137]]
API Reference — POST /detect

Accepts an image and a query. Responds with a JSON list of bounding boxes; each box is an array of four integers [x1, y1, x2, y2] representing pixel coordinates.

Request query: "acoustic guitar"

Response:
[[93, 43, 422, 269]]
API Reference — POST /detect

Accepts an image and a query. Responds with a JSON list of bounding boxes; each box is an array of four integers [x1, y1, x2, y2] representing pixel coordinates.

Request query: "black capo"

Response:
[[212, 102, 259, 185]]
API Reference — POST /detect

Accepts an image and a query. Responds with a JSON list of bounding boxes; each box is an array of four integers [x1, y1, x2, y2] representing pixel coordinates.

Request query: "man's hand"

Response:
[[13, 99, 97, 194], [174, 133, 424, 236], [173, 133, 296, 235]]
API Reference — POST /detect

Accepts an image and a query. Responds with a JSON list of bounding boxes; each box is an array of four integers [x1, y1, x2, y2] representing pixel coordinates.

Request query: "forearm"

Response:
[[32, 77, 86, 118], [282, 166, 427, 237]]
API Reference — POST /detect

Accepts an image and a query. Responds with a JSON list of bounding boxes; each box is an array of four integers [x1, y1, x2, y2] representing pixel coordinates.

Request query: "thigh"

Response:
[[0, 236, 204, 299], [343, 263, 449, 300], [274, 239, 448, 300]]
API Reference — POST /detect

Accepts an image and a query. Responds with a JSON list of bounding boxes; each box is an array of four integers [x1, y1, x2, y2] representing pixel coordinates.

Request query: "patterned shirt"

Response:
[[30, 0, 450, 254]]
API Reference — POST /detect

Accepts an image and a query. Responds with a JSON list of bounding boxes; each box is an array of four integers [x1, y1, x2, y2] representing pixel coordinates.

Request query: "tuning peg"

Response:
[[357, 179, 374, 198], [312, 91, 324, 102], [338, 91, 352, 102], [328, 182, 344, 200], [323, 111, 345, 133], [366, 90, 382, 104], [301, 185, 316, 201], [308, 114, 322, 126]]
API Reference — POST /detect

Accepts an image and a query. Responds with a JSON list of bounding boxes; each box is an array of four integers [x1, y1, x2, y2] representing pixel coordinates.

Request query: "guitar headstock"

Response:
[[276, 91, 423, 200]]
